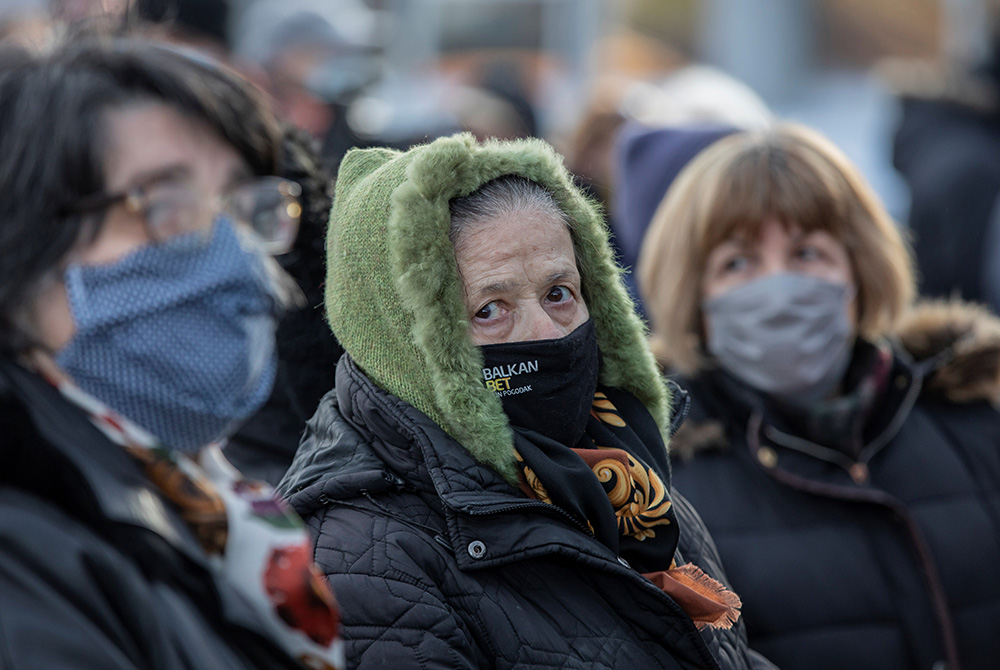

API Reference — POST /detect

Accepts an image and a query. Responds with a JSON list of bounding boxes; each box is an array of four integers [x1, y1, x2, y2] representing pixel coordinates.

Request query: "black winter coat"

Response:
[[669, 309, 1000, 670], [0, 357, 306, 670], [279, 356, 775, 670]]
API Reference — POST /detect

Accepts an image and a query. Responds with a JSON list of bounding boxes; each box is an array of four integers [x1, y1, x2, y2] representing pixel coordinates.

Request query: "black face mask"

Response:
[[478, 319, 600, 446]]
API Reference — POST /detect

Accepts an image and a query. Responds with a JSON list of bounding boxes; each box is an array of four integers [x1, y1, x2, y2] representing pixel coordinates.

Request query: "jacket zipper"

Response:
[[462, 499, 595, 536], [760, 367, 923, 478], [745, 370, 960, 670]]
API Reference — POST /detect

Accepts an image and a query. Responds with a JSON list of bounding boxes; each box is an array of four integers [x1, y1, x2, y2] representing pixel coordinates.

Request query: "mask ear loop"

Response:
[[229, 220, 305, 313]]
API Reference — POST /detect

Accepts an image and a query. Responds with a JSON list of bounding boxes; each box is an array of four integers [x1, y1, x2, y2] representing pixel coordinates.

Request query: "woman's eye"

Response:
[[796, 245, 821, 262], [474, 302, 499, 320], [722, 256, 748, 274], [144, 199, 187, 238], [546, 286, 571, 303], [143, 185, 201, 239]]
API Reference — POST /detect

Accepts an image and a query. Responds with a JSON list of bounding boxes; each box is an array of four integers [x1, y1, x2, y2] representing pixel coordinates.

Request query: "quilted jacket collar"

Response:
[[671, 344, 919, 462]]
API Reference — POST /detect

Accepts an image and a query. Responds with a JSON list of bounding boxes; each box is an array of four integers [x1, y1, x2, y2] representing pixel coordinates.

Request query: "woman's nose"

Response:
[[760, 255, 790, 276], [520, 305, 566, 342]]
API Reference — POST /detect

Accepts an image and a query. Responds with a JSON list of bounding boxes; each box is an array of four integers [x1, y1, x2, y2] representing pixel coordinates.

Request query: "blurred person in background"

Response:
[[232, 0, 379, 175], [279, 133, 775, 669], [890, 1, 1000, 308], [639, 123, 1000, 670], [132, 0, 230, 60], [0, 0, 50, 44], [51, 0, 127, 24], [611, 122, 739, 317], [566, 63, 770, 312], [0, 36, 343, 668]]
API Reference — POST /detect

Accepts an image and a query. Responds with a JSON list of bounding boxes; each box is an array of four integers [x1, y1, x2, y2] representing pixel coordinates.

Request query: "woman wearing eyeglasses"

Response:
[[0, 38, 342, 669]]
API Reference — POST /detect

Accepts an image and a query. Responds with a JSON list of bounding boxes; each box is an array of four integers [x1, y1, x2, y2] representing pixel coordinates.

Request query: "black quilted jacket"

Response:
[[280, 356, 775, 670]]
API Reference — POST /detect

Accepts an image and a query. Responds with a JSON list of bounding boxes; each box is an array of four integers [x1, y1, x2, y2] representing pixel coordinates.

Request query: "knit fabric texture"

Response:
[[325, 133, 670, 484]]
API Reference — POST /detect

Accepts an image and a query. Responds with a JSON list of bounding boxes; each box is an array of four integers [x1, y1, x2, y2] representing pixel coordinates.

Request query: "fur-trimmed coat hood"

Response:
[[895, 299, 1000, 404], [324, 133, 670, 484]]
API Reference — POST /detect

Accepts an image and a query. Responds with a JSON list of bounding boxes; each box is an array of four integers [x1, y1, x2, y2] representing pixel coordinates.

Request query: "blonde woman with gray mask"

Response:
[[638, 123, 1000, 670]]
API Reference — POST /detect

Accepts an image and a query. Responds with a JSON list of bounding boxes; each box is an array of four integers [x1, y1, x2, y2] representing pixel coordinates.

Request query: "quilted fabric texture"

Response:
[[280, 357, 774, 670]]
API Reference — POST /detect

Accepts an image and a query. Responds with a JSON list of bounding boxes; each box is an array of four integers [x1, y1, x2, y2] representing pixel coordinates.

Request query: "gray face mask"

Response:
[[702, 273, 855, 406]]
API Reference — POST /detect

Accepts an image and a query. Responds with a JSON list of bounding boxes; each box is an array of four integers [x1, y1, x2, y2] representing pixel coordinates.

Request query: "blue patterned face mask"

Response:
[[56, 218, 279, 451]]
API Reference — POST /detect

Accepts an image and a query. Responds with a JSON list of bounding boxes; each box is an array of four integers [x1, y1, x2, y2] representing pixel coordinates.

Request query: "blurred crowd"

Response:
[[1, 1, 1000, 669]]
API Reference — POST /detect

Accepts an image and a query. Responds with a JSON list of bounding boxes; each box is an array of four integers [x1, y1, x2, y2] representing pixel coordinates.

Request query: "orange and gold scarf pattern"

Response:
[[515, 388, 741, 631]]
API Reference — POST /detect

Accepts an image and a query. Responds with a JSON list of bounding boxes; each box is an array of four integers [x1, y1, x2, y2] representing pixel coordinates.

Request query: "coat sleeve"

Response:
[[0, 493, 148, 670], [308, 507, 484, 669], [0, 490, 292, 670]]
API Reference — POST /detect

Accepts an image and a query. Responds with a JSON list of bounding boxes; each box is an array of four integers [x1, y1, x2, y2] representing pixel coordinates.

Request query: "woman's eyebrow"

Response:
[[124, 163, 190, 190], [713, 237, 748, 251], [468, 268, 580, 300], [470, 279, 518, 298], [800, 229, 830, 240], [546, 270, 578, 285]]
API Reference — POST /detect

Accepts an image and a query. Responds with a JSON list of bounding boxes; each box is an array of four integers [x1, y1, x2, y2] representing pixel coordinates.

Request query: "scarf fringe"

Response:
[[669, 564, 742, 630]]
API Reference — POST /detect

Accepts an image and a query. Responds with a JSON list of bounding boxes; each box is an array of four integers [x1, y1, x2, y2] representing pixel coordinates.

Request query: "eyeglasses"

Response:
[[71, 176, 303, 255]]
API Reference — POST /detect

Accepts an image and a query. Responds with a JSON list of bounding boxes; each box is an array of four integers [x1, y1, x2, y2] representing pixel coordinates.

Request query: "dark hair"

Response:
[[0, 36, 280, 352], [271, 126, 342, 417]]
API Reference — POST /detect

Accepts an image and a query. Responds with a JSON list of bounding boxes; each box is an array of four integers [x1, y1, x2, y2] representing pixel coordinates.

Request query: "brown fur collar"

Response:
[[670, 299, 1000, 459], [895, 299, 1000, 405]]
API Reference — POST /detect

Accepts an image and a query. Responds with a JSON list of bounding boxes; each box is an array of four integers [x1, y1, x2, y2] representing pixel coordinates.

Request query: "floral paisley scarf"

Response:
[[30, 354, 344, 669], [514, 387, 741, 631]]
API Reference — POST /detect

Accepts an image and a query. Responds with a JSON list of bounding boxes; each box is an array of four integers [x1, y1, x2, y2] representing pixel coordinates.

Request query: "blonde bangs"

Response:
[[693, 137, 854, 263]]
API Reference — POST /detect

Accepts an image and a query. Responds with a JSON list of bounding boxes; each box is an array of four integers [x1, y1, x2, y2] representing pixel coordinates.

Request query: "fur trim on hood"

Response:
[[895, 299, 1000, 405], [325, 133, 670, 485]]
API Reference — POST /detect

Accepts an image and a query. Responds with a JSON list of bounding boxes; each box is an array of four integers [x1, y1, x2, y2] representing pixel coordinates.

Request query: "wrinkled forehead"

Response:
[[447, 175, 572, 244], [452, 205, 578, 270], [451, 201, 573, 246]]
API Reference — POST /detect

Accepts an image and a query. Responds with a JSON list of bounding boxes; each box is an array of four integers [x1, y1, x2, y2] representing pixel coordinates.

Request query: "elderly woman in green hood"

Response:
[[279, 134, 773, 669]]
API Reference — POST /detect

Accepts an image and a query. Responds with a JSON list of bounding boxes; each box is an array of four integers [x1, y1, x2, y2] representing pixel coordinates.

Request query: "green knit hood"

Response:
[[325, 133, 670, 485]]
